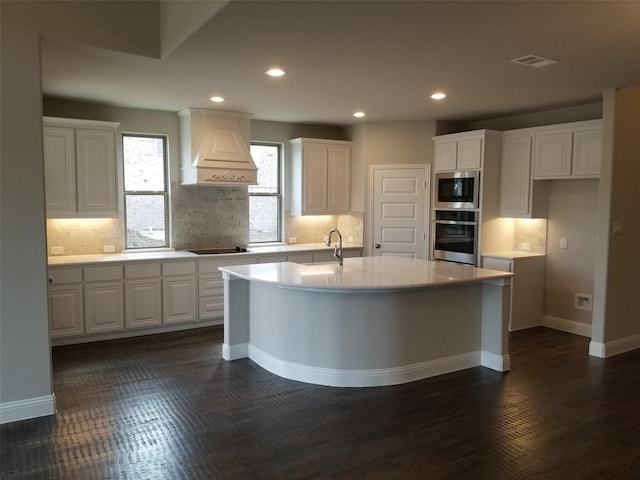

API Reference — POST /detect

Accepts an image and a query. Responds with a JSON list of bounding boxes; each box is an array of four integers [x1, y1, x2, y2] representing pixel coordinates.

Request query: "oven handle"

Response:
[[434, 220, 477, 226]]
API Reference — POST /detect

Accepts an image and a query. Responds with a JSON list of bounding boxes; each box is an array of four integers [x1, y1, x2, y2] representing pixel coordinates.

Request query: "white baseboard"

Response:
[[589, 333, 640, 358], [248, 345, 485, 387], [0, 394, 56, 424], [222, 342, 249, 360], [543, 315, 592, 337], [481, 351, 510, 372]]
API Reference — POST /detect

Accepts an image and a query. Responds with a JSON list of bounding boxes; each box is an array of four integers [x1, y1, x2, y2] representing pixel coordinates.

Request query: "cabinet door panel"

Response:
[[163, 276, 196, 324], [302, 144, 328, 213], [457, 138, 482, 170], [534, 131, 572, 178], [125, 279, 162, 328], [49, 284, 84, 338], [327, 146, 351, 212], [434, 141, 457, 171], [572, 128, 602, 177], [84, 281, 124, 334], [76, 128, 117, 216], [43, 127, 77, 216], [500, 135, 532, 216]]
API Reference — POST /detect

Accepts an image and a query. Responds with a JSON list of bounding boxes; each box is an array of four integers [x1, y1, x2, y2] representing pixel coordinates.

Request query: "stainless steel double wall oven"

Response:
[[432, 171, 479, 265]]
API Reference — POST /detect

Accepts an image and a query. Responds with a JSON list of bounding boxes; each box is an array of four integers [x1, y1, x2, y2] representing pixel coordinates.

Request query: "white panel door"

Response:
[[371, 166, 429, 259]]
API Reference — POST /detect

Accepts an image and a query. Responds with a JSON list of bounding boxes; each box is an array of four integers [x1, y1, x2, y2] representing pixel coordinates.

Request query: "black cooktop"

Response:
[[188, 247, 249, 255]]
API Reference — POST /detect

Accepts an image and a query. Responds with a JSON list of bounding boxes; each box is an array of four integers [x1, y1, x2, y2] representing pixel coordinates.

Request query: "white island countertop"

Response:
[[219, 256, 512, 292]]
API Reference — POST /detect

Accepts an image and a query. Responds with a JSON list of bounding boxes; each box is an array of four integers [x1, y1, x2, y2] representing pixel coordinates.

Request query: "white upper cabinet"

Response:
[[43, 126, 77, 215], [533, 120, 602, 179], [499, 131, 547, 218], [43, 117, 119, 218], [290, 138, 352, 215], [433, 133, 483, 172], [572, 126, 603, 176]]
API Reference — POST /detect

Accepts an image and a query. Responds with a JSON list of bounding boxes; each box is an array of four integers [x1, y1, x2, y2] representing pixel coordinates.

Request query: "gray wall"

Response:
[[545, 180, 599, 325], [350, 120, 437, 254], [599, 86, 640, 342], [1, 3, 53, 414]]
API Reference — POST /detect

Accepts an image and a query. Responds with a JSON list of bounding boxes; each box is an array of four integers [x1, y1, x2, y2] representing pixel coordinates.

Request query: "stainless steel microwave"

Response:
[[434, 171, 480, 209]]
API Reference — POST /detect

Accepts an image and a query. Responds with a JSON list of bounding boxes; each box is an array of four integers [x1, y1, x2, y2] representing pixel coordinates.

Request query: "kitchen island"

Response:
[[219, 256, 513, 387]]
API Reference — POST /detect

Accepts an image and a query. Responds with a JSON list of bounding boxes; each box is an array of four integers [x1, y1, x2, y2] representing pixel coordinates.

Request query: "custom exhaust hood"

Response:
[[179, 108, 258, 186]]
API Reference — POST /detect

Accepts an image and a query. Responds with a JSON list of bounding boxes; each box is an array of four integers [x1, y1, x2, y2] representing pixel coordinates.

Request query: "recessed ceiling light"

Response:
[[430, 92, 446, 100], [210, 96, 225, 103], [265, 68, 286, 77], [353, 111, 366, 118]]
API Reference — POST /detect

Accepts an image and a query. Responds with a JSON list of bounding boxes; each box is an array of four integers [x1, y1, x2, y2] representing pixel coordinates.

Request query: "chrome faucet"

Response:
[[326, 228, 343, 266]]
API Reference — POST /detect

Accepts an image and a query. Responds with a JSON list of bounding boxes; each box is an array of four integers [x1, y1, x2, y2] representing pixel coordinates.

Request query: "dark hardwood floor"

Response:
[[2, 326, 640, 479]]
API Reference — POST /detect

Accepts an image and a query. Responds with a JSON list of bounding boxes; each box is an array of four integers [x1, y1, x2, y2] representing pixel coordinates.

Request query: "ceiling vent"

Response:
[[510, 54, 558, 68]]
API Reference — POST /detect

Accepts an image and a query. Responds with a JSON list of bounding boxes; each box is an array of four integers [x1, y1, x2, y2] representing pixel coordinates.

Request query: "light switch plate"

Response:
[[560, 237, 568, 249]]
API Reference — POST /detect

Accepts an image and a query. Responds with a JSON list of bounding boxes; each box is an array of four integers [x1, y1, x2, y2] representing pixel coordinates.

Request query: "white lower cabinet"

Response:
[[48, 267, 84, 338], [49, 284, 84, 338], [84, 281, 124, 334], [125, 263, 162, 329], [83, 265, 124, 334], [482, 254, 545, 331], [162, 261, 197, 325], [198, 256, 256, 322], [48, 248, 364, 343]]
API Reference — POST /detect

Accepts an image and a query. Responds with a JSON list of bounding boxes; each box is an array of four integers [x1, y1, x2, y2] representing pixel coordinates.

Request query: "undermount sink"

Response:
[[188, 247, 250, 255]]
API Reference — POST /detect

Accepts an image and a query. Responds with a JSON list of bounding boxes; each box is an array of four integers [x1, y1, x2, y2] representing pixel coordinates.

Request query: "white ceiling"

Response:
[[40, 1, 640, 126]]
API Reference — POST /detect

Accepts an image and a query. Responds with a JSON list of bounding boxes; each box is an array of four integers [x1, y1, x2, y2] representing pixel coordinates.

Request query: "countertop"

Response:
[[219, 256, 513, 292], [47, 243, 363, 266], [481, 251, 546, 260]]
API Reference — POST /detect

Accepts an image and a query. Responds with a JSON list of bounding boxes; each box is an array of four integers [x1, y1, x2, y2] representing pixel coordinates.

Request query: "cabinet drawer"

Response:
[[84, 265, 123, 282], [199, 296, 224, 320], [125, 263, 161, 279], [163, 261, 196, 276], [199, 274, 223, 296], [49, 268, 82, 284]]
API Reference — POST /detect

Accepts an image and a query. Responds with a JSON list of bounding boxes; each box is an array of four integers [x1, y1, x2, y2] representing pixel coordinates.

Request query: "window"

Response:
[[249, 143, 281, 243], [123, 134, 169, 249]]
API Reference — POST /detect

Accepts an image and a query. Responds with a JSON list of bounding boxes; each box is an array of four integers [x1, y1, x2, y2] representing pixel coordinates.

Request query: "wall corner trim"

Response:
[[589, 333, 640, 358], [0, 394, 56, 425]]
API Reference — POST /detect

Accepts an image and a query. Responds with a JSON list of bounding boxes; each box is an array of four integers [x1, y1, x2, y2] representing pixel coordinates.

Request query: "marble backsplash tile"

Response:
[[513, 218, 547, 254], [47, 218, 125, 256], [172, 186, 249, 250], [46, 178, 364, 257]]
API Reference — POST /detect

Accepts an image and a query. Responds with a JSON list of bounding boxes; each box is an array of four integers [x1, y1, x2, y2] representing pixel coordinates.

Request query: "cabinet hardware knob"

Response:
[[48, 276, 53, 284], [374, 244, 381, 249]]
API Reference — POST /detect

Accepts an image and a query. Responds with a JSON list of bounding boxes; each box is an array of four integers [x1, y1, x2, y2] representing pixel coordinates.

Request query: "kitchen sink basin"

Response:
[[188, 247, 250, 255]]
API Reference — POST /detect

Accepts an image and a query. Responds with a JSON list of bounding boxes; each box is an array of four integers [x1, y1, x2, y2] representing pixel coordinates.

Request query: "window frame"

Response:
[[122, 133, 170, 250], [249, 142, 283, 244]]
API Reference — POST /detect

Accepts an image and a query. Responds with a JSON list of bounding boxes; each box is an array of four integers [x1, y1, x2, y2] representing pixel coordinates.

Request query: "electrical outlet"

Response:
[[288, 237, 297, 244], [520, 242, 531, 251], [103, 245, 116, 253], [348, 236, 354, 243], [575, 293, 593, 311], [51, 246, 64, 255]]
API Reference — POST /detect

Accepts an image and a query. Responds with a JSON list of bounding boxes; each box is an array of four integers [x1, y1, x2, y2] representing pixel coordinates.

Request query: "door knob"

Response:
[[374, 244, 381, 249]]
